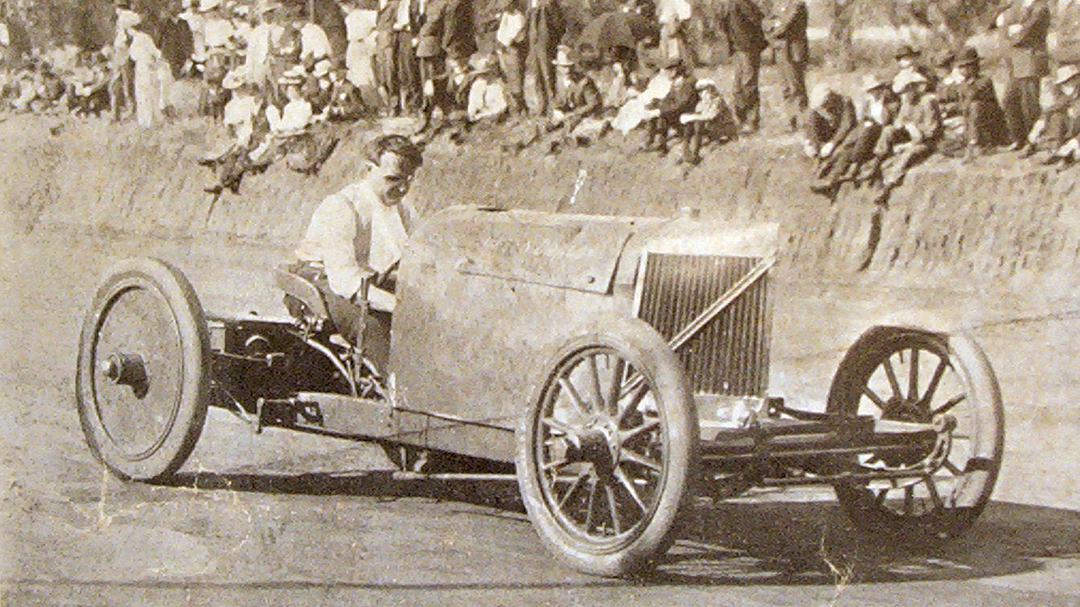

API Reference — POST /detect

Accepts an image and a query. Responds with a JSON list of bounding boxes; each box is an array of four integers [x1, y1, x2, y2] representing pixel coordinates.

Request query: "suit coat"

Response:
[[719, 0, 767, 55], [1007, 0, 1050, 79], [527, 0, 565, 60], [768, 0, 808, 65]]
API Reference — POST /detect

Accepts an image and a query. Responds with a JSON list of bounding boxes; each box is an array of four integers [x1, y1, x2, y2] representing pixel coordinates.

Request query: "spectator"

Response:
[[301, 19, 334, 65], [496, 0, 528, 115], [641, 56, 697, 156], [526, 0, 565, 116], [718, 0, 768, 134], [812, 74, 897, 193], [997, 0, 1051, 150], [546, 46, 604, 150], [656, 0, 693, 62], [1026, 64, 1080, 165], [679, 78, 735, 165], [109, 1, 141, 122], [326, 58, 366, 121], [802, 82, 856, 161], [467, 54, 509, 123], [954, 47, 1010, 156], [179, 0, 207, 71], [766, 0, 808, 131], [892, 45, 936, 91], [375, 0, 401, 113], [343, 0, 380, 108], [874, 70, 942, 193], [391, 0, 423, 113], [244, 2, 285, 94]]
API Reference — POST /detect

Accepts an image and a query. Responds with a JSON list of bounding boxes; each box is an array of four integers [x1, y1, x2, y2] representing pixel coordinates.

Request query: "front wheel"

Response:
[[826, 326, 1004, 539], [76, 258, 211, 482], [516, 317, 698, 577]]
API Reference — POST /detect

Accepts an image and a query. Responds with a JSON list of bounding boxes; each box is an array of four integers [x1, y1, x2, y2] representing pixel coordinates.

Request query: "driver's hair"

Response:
[[367, 134, 424, 173]]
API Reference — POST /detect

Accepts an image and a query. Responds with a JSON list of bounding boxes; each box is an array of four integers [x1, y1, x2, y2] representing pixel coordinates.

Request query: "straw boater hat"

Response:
[[313, 58, 332, 78], [809, 82, 837, 109], [892, 69, 928, 93], [694, 78, 718, 91], [199, 0, 223, 12], [862, 74, 889, 92], [278, 65, 306, 86], [222, 68, 246, 89], [552, 46, 578, 67], [1054, 64, 1080, 86]]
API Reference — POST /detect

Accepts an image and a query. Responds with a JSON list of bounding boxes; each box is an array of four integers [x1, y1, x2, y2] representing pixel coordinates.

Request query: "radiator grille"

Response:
[[636, 253, 771, 396]]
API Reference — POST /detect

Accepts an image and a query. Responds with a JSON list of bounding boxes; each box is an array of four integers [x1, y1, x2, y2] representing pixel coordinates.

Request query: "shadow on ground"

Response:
[[159, 469, 1078, 588]]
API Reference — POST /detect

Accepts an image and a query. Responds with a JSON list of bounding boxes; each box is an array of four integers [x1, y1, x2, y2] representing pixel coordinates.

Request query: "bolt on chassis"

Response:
[[77, 206, 1003, 577]]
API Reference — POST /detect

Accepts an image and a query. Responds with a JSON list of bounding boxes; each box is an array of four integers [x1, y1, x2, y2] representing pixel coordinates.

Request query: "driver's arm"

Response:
[[301, 193, 375, 301]]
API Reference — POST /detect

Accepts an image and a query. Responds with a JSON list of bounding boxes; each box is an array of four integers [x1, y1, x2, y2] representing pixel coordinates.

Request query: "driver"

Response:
[[291, 134, 424, 370]]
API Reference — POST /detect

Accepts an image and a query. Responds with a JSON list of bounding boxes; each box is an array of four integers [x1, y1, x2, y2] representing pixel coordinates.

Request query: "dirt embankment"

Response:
[[3, 114, 1079, 292]]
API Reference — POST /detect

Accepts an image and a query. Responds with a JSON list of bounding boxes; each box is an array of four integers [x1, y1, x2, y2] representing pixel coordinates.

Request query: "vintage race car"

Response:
[[76, 206, 1004, 577]]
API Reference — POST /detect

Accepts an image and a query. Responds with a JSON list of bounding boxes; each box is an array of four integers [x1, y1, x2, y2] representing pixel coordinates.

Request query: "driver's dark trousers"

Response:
[[289, 261, 392, 374]]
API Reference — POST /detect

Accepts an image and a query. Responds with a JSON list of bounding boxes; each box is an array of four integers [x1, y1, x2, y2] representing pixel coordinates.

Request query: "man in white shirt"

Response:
[[291, 135, 424, 368]]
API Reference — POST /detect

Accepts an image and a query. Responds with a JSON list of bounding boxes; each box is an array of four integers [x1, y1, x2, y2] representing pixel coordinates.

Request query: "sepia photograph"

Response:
[[0, 0, 1078, 604]]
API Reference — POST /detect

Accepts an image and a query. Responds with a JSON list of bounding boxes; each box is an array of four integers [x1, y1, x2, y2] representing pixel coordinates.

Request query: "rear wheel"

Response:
[[826, 326, 1004, 538], [76, 258, 211, 482], [516, 317, 698, 576]]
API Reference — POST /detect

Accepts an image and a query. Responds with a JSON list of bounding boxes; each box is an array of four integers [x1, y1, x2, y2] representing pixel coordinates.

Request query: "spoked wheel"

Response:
[[826, 326, 1004, 539], [516, 317, 698, 577], [76, 258, 211, 482]]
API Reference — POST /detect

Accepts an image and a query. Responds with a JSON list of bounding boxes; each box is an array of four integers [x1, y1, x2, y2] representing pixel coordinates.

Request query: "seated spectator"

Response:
[[802, 82, 856, 160], [66, 51, 110, 117], [641, 56, 697, 156], [893, 44, 937, 92], [306, 58, 335, 115], [953, 47, 1010, 156], [546, 46, 605, 150], [249, 67, 313, 163], [199, 69, 267, 194], [467, 54, 509, 123], [326, 59, 367, 122], [677, 78, 734, 165], [1027, 64, 1080, 165], [874, 70, 943, 195], [812, 74, 897, 193]]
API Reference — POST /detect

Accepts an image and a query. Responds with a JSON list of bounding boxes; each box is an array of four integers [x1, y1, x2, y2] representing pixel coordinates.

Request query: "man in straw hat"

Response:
[[1025, 64, 1080, 165], [872, 69, 942, 195], [811, 74, 897, 193], [546, 45, 603, 144]]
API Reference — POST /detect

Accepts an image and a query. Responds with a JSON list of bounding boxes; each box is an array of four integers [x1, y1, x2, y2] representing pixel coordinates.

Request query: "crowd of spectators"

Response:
[[1, 0, 1078, 201]]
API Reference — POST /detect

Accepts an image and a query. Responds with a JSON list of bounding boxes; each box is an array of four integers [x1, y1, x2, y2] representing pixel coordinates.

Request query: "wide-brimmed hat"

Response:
[[222, 68, 247, 89], [809, 82, 837, 108], [1054, 64, 1080, 86], [694, 78, 718, 90], [956, 47, 980, 68], [312, 58, 332, 77], [892, 69, 928, 93], [552, 46, 578, 67], [862, 74, 889, 92], [278, 65, 306, 85], [894, 44, 920, 61], [199, 0, 223, 11]]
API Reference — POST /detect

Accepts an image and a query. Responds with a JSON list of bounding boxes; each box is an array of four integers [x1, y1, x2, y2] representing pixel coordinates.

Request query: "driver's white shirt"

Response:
[[294, 179, 411, 311]]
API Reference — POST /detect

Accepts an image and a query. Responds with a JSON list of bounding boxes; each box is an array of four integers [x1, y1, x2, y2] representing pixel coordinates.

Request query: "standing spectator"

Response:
[[109, 1, 141, 122], [496, 0, 528, 115], [202, 0, 237, 75], [417, 0, 450, 126], [717, 0, 767, 134], [656, 0, 693, 61], [375, 0, 401, 113], [766, 0, 808, 131], [391, 0, 423, 113], [344, 0, 380, 108], [526, 0, 565, 116], [130, 23, 166, 128], [178, 0, 207, 74], [998, 0, 1051, 150], [244, 2, 285, 94], [954, 47, 1010, 156]]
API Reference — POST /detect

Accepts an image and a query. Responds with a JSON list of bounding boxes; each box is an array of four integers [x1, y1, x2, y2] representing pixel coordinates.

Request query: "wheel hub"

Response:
[[100, 352, 149, 397], [572, 419, 620, 474]]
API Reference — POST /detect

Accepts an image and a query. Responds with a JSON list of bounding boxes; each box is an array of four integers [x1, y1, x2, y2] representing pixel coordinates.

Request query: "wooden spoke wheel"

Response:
[[826, 326, 1004, 539], [516, 317, 698, 576], [76, 258, 211, 482]]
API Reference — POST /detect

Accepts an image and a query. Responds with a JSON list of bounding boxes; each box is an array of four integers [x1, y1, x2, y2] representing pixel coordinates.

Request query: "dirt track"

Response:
[[1, 226, 1078, 606], [1, 112, 1079, 605]]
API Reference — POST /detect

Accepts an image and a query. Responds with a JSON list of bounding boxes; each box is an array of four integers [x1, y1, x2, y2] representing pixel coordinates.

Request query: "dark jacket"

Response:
[[719, 0, 767, 55], [1007, 0, 1050, 79], [961, 75, 1010, 147], [768, 0, 808, 65], [527, 0, 565, 60]]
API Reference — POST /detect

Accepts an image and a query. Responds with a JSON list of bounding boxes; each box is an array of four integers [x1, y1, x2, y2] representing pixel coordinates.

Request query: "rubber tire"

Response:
[[516, 316, 699, 577], [76, 257, 211, 482], [826, 325, 1004, 538]]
